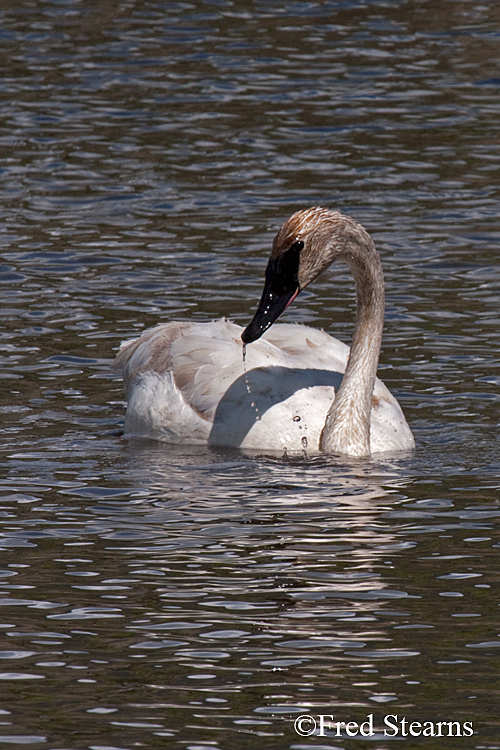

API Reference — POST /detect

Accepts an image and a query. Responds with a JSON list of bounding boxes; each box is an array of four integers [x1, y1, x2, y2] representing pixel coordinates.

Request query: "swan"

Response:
[[116, 207, 414, 457]]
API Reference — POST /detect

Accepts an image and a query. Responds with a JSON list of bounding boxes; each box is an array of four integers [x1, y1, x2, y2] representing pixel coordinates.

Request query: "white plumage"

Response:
[[116, 319, 413, 455]]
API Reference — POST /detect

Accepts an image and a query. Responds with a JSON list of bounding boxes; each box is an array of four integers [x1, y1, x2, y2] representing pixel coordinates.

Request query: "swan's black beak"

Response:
[[241, 255, 300, 345]]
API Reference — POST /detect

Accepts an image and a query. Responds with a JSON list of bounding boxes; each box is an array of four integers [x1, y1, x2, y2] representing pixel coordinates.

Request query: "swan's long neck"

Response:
[[320, 235, 385, 457]]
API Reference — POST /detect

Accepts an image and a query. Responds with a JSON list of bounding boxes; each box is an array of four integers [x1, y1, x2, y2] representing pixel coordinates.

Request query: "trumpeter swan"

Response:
[[116, 207, 414, 457]]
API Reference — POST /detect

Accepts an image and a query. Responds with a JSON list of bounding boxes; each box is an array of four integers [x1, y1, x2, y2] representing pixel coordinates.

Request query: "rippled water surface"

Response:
[[1, 1, 500, 748]]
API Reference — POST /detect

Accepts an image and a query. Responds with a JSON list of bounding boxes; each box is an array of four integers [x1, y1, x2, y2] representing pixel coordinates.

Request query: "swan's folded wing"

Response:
[[116, 319, 269, 440], [264, 324, 350, 372], [115, 321, 191, 396]]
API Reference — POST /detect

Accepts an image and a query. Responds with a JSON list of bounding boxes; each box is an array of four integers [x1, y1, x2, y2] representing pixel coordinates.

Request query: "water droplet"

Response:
[[242, 348, 262, 423], [301, 436, 308, 449], [293, 415, 301, 422], [250, 401, 261, 420]]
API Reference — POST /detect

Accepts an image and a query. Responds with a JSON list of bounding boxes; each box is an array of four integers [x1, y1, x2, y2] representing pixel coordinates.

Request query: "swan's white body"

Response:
[[117, 318, 414, 455], [116, 207, 414, 457]]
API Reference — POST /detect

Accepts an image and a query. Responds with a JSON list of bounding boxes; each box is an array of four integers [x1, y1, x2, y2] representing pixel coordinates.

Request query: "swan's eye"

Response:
[[290, 240, 304, 252]]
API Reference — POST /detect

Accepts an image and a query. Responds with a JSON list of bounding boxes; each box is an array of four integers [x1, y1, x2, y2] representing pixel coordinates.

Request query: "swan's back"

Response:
[[116, 319, 413, 453]]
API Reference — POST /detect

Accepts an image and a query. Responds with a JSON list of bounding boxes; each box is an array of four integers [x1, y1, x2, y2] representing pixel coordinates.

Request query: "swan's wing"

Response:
[[116, 321, 191, 396], [117, 320, 329, 401], [116, 319, 289, 441], [264, 323, 350, 371], [116, 321, 209, 442], [116, 320, 244, 439]]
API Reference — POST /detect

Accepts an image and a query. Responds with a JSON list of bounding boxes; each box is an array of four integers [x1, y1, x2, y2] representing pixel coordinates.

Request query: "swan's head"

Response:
[[242, 207, 358, 344]]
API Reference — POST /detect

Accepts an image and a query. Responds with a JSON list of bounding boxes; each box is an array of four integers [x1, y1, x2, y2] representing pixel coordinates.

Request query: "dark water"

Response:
[[1, 1, 500, 748]]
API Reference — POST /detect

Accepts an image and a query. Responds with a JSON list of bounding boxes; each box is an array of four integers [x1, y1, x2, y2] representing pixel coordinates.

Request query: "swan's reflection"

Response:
[[111, 440, 415, 612]]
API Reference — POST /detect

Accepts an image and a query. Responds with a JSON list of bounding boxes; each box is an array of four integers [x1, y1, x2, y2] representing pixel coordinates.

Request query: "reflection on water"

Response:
[[1, 0, 500, 747]]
